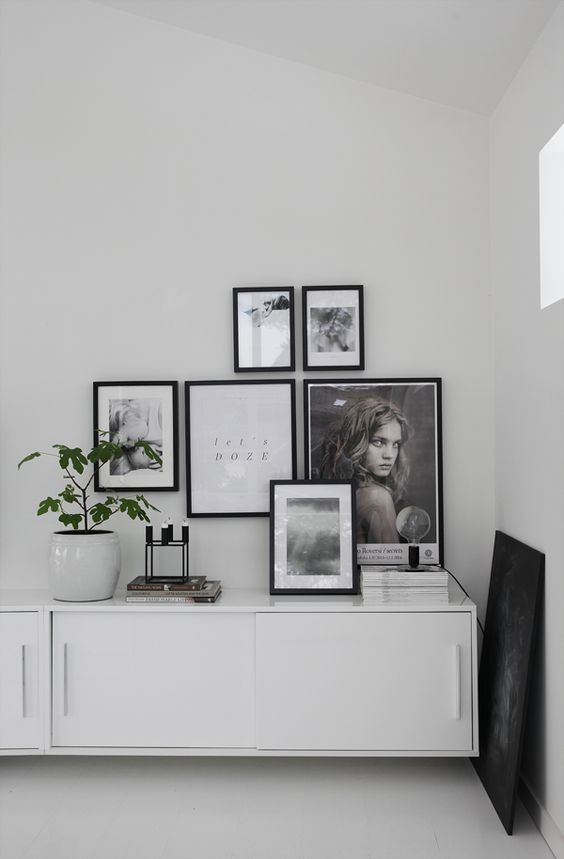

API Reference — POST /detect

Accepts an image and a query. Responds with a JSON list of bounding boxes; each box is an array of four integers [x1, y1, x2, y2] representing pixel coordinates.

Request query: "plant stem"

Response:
[[64, 469, 88, 531], [84, 461, 104, 492]]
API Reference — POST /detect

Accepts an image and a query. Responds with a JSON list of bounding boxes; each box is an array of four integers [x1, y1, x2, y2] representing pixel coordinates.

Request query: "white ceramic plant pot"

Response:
[[48, 531, 121, 602]]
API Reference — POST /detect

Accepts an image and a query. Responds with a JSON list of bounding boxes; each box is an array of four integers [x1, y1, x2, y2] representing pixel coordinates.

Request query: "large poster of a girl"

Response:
[[304, 379, 443, 565]]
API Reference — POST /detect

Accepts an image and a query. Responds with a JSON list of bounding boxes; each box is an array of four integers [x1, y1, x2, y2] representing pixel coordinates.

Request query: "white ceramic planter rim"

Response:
[[51, 529, 117, 541]]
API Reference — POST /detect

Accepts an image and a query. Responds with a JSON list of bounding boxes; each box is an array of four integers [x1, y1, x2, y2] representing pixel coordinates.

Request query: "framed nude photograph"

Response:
[[302, 285, 364, 371], [93, 381, 179, 492], [270, 479, 357, 595], [233, 287, 295, 371], [185, 380, 297, 516], [304, 379, 443, 565]]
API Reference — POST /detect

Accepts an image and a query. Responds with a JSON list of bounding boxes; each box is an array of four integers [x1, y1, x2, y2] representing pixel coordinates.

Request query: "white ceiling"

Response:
[[90, 0, 559, 114]]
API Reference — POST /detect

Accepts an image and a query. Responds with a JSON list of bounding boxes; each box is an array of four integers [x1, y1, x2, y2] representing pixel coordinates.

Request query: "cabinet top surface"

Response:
[[0, 579, 474, 612]]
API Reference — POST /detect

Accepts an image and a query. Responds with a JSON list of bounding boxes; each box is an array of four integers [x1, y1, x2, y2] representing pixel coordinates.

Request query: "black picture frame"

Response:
[[185, 379, 297, 517], [93, 381, 179, 492], [472, 531, 544, 835], [302, 285, 364, 371], [270, 479, 358, 595], [304, 378, 443, 566], [233, 286, 295, 372]]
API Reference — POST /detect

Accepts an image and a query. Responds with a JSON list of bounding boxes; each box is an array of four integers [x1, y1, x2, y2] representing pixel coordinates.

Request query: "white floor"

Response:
[[0, 757, 555, 859]]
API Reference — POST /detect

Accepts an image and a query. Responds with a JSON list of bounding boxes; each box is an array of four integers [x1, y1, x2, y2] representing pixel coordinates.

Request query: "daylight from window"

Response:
[[539, 122, 564, 308]]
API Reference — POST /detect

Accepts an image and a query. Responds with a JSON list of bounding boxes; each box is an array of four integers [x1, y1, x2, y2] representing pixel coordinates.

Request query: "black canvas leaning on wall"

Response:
[[472, 531, 544, 835]]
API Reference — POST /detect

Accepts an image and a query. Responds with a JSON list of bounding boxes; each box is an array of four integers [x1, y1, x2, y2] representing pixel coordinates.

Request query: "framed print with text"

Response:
[[233, 287, 295, 371], [186, 380, 297, 516], [93, 381, 179, 492], [270, 479, 357, 595], [302, 285, 364, 371], [304, 378, 443, 565]]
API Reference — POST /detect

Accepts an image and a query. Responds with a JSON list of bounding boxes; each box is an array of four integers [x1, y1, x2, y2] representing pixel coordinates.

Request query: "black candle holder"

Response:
[[144, 523, 189, 583]]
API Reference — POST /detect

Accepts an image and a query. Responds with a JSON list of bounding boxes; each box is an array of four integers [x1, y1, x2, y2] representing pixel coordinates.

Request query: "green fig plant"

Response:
[[18, 436, 160, 532]]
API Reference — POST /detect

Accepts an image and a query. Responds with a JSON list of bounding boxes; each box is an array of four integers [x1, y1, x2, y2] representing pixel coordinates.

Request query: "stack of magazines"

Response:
[[125, 575, 222, 604], [360, 565, 449, 604]]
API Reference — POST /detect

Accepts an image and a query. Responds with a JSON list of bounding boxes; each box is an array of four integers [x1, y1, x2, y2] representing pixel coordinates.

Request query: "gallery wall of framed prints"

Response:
[[93, 381, 179, 492], [99, 289, 448, 582]]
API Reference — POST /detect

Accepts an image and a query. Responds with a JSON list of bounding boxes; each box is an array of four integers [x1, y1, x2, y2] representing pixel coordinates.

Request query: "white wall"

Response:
[[0, 1, 492, 611], [490, 1, 564, 850]]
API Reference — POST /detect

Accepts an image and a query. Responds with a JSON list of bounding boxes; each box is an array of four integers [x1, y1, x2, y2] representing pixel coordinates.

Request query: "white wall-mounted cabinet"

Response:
[[256, 612, 473, 752], [0, 585, 478, 756], [0, 611, 41, 749], [51, 611, 255, 748]]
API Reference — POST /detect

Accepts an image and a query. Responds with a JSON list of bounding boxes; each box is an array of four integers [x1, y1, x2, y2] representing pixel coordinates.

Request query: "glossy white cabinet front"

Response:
[[52, 611, 255, 748], [256, 612, 474, 752], [0, 612, 41, 749]]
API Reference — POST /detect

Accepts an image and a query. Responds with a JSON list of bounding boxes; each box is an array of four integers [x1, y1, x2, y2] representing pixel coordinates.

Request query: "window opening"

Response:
[[539, 122, 564, 308]]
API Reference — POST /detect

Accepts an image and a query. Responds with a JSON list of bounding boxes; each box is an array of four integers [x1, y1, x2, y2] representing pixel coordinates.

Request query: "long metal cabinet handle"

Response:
[[21, 644, 27, 718], [454, 644, 461, 720], [63, 643, 69, 717]]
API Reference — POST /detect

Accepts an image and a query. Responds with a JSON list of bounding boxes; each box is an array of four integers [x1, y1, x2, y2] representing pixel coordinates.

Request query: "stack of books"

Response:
[[125, 575, 222, 604], [360, 565, 449, 604]]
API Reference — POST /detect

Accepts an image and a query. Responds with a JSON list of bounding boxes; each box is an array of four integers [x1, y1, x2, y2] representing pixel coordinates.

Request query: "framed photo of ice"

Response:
[[302, 285, 364, 371], [186, 380, 297, 516], [270, 479, 357, 595], [233, 287, 295, 371], [93, 381, 179, 492], [304, 378, 443, 566]]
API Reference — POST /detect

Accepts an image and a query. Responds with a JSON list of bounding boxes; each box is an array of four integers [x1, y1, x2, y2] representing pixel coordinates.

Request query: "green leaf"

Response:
[[136, 494, 159, 512], [118, 498, 150, 522], [37, 497, 61, 516], [57, 446, 88, 475], [17, 452, 41, 470], [90, 503, 113, 524], [59, 485, 79, 505], [58, 512, 83, 530], [88, 441, 124, 464], [135, 440, 162, 466]]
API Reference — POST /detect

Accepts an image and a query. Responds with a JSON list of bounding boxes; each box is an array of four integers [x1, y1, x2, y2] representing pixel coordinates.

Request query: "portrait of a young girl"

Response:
[[306, 381, 441, 564], [320, 399, 409, 544]]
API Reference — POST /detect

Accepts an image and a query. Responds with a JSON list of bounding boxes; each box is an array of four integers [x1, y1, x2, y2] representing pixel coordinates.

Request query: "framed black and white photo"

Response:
[[304, 379, 443, 565], [302, 285, 364, 371], [270, 479, 357, 595], [93, 381, 179, 492], [186, 380, 297, 516], [233, 287, 295, 371]]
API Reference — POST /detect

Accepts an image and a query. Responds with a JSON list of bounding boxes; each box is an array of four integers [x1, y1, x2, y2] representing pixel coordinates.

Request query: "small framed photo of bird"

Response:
[[233, 287, 295, 372]]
